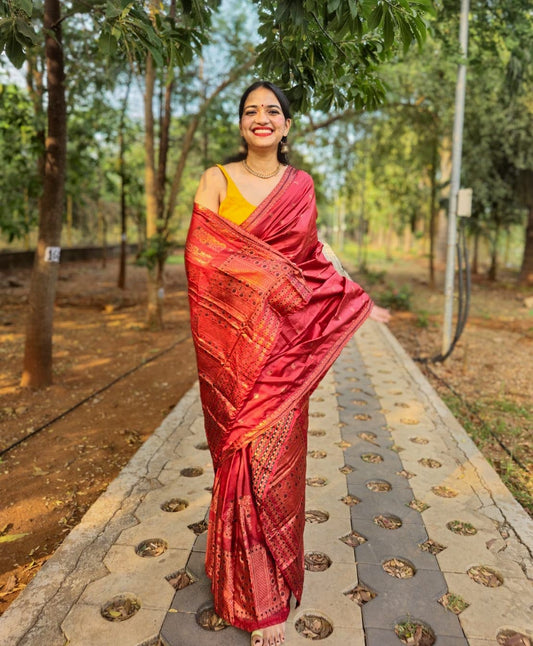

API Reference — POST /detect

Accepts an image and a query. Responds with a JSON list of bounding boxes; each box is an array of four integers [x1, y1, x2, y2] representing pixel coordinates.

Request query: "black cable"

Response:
[[411, 224, 526, 474], [452, 219, 470, 345], [0, 333, 191, 458], [415, 217, 471, 364]]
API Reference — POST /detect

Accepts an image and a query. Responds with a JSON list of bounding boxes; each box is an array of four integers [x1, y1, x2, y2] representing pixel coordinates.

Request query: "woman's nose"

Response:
[[255, 108, 269, 122]]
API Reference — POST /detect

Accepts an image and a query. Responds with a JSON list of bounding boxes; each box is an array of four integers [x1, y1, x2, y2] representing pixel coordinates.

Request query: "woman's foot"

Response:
[[251, 622, 286, 646], [251, 630, 263, 646]]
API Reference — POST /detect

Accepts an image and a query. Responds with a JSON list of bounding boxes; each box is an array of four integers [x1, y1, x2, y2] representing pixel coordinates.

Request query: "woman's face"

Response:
[[240, 87, 291, 153]]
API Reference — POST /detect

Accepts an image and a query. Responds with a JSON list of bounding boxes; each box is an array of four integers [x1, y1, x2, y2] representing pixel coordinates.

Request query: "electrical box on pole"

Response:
[[457, 188, 472, 217]]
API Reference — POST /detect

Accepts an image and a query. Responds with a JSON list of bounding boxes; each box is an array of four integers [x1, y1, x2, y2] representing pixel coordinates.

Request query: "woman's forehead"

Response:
[[244, 87, 281, 109]]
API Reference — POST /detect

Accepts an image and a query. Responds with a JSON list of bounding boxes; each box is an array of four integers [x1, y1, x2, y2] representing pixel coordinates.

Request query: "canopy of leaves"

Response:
[[0, 1, 220, 70], [0, 83, 41, 240], [254, 0, 434, 112]]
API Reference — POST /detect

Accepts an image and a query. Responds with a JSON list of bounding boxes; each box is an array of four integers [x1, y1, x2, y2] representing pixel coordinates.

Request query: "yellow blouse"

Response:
[[217, 164, 256, 225]]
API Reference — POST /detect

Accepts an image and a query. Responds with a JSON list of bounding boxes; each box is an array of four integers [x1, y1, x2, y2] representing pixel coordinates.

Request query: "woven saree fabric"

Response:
[[185, 166, 372, 631]]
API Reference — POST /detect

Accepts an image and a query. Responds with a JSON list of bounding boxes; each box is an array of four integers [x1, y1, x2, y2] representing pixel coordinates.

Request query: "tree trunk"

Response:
[[21, 0, 66, 389], [118, 156, 127, 288], [436, 137, 452, 266], [143, 54, 256, 329], [488, 225, 499, 282], [518, 205, 533, 285], [66, 193, 73, 246], [117, 76, 131, 290], [144, 53, 163, 328], [403, 226, 412, 253], [144, 55, 157, 241], [428, 138, 438, 287], [98, 202, 107, 269], [517, 170, 533, 286], [146, 261, 164, 330], [471, 228, 480, 275], [385, 212, 394, 260]]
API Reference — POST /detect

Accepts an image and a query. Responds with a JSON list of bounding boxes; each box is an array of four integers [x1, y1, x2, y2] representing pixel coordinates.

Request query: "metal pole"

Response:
[[442, 0, 470, 355]]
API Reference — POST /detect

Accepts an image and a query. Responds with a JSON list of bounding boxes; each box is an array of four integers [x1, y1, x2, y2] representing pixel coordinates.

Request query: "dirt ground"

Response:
[[0, 253, 531, 615], [0, 256, 198, 614]]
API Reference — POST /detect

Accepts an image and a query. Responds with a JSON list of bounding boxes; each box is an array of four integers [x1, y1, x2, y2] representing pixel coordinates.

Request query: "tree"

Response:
[[460, 2, 533, 281], [0, 83, 41, 245], [254, 0, 433, 112], [315, 0, 533, 285], [0, 0, 220, 387], [20, 0, 66, 388]]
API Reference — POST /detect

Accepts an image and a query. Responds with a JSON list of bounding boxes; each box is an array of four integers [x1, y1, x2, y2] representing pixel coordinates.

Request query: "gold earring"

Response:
[[280, 136, 289, 154]]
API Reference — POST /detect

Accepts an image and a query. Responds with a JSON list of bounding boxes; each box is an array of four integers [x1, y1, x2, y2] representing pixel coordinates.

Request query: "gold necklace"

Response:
[[242, 159, 280, 179]]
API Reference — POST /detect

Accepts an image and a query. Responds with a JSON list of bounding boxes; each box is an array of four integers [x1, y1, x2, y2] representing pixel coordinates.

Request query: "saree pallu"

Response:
[[185, 166, 372, 631]]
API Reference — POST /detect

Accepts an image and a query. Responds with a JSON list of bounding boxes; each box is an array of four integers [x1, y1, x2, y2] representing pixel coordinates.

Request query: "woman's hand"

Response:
[[369, 304, 391, 324]]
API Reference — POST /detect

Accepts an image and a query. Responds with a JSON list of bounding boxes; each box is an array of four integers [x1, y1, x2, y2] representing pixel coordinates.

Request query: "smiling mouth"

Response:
[[252, 128, 273, 136]]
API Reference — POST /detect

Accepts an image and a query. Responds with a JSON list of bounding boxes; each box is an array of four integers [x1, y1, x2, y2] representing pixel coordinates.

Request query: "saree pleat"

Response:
[[206, 403, 308, 631], [186, 167, 372, 631]]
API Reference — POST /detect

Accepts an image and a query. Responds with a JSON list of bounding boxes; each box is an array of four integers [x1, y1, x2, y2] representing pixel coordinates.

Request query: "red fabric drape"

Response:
[[185, 167, 372, 631]]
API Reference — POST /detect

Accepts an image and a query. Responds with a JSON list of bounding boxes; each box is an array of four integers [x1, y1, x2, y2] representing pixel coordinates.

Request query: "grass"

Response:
[[439, 592, 469, 615], [395, 619, 435, 645], [338, 252, 414, 311], [442, 393, 533, 516], [166, 252, 184, 265]]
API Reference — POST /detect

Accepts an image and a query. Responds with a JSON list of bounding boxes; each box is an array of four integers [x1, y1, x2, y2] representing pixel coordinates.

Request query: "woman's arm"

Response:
[[369, 304, 391, 323], [194, 166, 226, 213], [317, 234, 391, 324]]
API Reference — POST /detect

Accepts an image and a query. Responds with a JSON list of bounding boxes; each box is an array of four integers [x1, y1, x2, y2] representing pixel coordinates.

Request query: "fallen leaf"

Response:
[[0, 575, 17, 594], [0, 523, 13, 537], [0, 533, 29, 543]]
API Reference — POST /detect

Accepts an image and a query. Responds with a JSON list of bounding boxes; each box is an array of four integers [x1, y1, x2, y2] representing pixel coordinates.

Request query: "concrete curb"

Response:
[[376, 323, 533, 559]]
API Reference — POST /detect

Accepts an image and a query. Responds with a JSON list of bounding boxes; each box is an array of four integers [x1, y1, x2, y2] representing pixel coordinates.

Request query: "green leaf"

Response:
[[383, 10, 395, 50], [98, 30, 117, 56], [14, 0, 33, 17], [5, 27, 26, 68], [15, 16, 38, 44], [105, 1, 123, 19], [348, 0, 360, 19], [0, 533, 29, 543], [368, 4, 383, 30]]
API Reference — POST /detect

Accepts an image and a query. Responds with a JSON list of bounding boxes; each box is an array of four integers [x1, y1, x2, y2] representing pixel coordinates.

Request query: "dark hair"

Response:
[[233, 81, 292, 165]]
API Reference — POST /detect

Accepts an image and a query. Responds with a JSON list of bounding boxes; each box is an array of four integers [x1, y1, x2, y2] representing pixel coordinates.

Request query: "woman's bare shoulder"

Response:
[[199, 165, 226, 187], [195, 166, 225, 212]]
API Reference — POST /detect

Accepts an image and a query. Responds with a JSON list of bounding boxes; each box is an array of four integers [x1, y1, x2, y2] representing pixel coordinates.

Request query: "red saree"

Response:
[[185, 166, 372, 632]]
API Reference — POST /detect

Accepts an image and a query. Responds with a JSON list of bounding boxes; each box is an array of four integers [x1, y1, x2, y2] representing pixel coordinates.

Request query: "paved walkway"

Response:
[[1, 322, 532, 646]]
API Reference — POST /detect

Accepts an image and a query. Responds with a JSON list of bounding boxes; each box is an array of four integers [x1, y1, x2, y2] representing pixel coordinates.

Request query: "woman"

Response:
[[185, 81, 389, 646]]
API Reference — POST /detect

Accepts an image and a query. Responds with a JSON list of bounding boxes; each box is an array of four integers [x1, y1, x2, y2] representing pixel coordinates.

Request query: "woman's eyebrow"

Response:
[[244, 103, 281, 109]]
